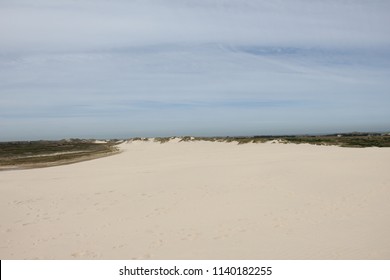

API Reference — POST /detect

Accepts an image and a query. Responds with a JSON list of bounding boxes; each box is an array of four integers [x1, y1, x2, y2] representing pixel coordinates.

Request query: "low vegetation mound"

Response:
[[0, 139, 120, 170], [146, 133, 390, 147]]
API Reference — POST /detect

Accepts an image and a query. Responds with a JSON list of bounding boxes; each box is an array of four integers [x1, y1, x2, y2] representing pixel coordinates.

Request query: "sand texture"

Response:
[[1, 140, 390, 259]]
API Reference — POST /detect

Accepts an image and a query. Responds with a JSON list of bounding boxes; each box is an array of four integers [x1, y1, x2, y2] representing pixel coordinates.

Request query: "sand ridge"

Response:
[[1, 140, 390, 259]]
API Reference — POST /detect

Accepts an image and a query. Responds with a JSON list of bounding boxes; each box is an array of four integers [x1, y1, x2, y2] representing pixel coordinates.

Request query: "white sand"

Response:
[[1, 140, 390, 259]]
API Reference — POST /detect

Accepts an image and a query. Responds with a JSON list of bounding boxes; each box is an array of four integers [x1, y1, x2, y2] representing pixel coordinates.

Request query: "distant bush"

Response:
[[154, 137, 171, 143], [130, 137, 149, 141]]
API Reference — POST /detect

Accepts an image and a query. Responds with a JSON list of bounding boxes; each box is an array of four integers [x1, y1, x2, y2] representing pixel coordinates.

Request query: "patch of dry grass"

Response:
[[0, 139, 120, 170]]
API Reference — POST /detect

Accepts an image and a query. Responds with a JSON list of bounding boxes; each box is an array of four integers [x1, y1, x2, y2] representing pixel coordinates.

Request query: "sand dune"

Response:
[[1, 140, 389, 259]]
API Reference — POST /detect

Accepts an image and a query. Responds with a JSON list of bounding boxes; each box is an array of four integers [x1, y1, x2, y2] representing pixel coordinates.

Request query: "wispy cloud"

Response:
[[0, 0, 389, 140], [1, 0, 389, 52]]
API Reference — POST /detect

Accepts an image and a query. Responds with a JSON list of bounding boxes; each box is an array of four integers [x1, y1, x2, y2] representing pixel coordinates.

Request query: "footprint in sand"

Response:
[[149, 238, 165, 249], [71, 250, 100, 258], [131, 254, 152, 260]]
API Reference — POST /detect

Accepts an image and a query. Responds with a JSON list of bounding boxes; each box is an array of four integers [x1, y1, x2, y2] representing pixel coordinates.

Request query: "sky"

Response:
[[1, 0, 390, 140]]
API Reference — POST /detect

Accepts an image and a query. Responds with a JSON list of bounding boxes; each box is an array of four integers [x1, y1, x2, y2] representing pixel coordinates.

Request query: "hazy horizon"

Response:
[[1, 0, 390, 141]]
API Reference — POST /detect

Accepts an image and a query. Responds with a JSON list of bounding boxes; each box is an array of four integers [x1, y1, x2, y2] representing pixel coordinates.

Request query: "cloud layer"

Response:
[[1, 0, 390, 52], [1, 0, 389, 140]]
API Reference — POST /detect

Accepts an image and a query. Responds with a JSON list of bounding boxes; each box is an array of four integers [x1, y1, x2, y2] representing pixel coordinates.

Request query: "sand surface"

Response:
[[1, 140, 390, 259]]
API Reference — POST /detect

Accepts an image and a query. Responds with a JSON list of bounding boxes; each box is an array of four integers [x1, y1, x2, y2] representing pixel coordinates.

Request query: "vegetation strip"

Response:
[[0, 139, 120, 170], [152, 133, 390, 147]]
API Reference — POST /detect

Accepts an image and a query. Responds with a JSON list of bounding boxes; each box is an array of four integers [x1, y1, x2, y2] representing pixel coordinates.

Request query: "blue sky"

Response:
[[1, 0, 390, 140]]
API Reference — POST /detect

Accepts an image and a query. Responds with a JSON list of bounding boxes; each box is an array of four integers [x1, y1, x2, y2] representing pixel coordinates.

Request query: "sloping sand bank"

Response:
[[1, 141, 389, 259]]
